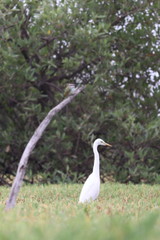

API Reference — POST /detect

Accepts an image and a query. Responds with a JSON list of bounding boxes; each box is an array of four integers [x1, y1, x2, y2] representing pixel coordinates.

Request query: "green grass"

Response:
[[0, 183, 160, 240]]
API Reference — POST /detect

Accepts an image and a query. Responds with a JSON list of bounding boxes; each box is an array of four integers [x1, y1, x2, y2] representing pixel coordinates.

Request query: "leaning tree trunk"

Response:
[[5, 86, 85, 210]]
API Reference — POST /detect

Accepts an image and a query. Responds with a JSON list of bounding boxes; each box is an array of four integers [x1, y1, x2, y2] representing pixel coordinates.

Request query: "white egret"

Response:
[[78, 138, 112, 203]]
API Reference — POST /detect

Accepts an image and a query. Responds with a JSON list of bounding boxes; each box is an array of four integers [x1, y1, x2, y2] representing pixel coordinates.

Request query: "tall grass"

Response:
[[0, 183, 160, 240]]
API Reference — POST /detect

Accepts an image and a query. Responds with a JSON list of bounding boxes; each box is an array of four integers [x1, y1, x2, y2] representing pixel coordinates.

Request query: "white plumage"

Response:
[[79, 138, 111, 203]]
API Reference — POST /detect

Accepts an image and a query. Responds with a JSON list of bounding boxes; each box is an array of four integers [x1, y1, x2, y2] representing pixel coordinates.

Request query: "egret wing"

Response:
[[79, 174, 100, 203]]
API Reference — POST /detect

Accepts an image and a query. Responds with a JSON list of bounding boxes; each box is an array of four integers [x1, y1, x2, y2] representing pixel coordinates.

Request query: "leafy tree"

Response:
[[0, 0, 159, 184]]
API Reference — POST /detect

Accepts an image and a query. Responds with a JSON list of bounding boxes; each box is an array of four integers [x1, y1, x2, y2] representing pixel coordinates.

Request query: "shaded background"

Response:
[[0, 0, 160, 185]]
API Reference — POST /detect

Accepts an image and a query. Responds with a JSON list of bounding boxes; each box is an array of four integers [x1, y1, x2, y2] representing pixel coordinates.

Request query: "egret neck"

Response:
[[92, 142, 100, 177]]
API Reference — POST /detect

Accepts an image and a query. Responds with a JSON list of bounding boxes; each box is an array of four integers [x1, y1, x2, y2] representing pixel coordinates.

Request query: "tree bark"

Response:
[[5, 86, 85, 210]]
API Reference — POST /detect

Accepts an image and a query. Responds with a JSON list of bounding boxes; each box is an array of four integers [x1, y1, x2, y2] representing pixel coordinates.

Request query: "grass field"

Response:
[[0, 183, 160, 240]]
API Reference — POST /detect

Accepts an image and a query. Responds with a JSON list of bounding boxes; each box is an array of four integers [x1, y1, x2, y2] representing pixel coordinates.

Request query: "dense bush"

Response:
[[0, 0, 159, 184]]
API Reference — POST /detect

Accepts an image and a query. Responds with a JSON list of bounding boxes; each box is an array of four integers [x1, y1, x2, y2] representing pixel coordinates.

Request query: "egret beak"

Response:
[[105, 143, 112, 147]]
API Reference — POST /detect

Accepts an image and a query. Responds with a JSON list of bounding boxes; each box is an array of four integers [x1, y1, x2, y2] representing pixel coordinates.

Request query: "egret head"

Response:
[[94, 138, 112, 147]]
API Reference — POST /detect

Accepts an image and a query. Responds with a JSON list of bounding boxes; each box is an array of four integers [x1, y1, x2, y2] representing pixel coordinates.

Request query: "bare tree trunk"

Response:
[[5, 86, 85, 210]]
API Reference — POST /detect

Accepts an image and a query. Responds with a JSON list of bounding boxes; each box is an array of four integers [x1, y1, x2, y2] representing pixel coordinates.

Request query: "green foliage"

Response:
[[1, 184, 160, 240], [0, 0, 159, 184], [102, 106, 160, 183]]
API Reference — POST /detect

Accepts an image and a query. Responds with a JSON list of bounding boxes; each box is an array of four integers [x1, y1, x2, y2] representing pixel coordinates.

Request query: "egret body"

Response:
[[78, 138, 111, 203]]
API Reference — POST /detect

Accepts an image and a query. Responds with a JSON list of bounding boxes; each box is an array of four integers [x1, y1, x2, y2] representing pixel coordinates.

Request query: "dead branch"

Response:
[[5, 85, 85, 210]]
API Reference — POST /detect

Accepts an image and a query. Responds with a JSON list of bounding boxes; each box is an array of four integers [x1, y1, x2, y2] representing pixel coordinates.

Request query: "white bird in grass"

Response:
[[79, 138, 112, 203]]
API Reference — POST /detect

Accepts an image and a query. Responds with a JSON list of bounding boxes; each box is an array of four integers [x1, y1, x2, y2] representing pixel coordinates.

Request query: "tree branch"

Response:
[[111, 6, 146, 27], [5, 85, 85, 210]]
